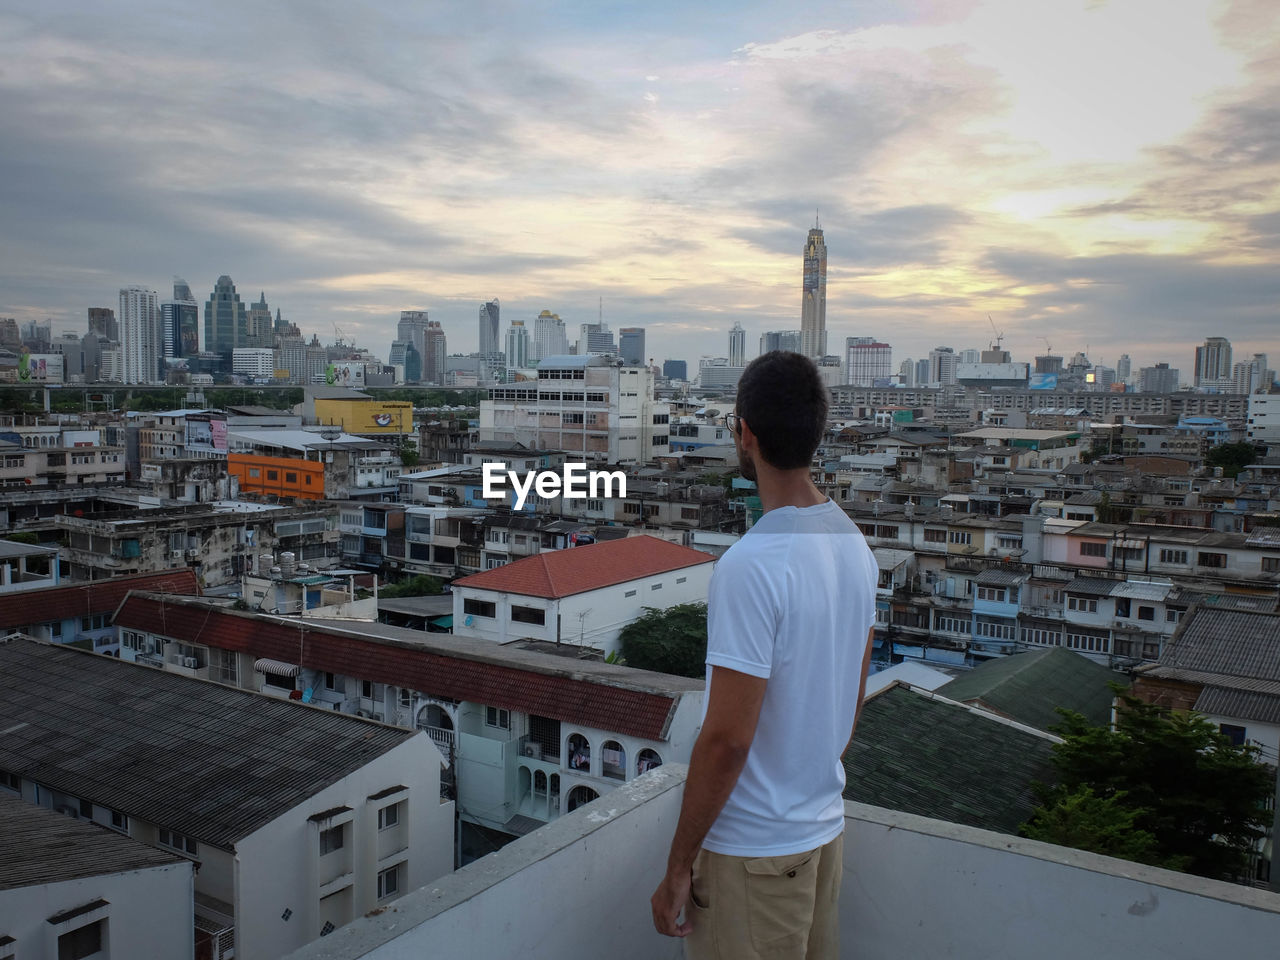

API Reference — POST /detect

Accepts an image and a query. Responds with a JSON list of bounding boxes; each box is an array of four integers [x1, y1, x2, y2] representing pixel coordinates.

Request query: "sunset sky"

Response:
[[1, 0, 1277, 373]]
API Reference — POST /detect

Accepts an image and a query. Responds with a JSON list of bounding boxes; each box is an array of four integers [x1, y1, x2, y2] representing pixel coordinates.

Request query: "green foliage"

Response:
[[399, 438, 421, 468], [378, 574, 444, 599], [1022, 692, 1273, 881], [603, 650, 626, 666], [1022, 786, 1163, 866], [1, 531, 39, 545], [618, 603, 708, 678], [1206, 441, 1260, 479]]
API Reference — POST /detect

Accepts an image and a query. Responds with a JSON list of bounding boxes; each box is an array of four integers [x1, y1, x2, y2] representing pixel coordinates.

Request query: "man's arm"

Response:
[[650, 665, 767, 938], [848, 626, 876, 745]]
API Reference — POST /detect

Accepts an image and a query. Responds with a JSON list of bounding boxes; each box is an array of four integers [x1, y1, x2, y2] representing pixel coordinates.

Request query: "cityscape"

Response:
[[1, 2, 1279, 960]]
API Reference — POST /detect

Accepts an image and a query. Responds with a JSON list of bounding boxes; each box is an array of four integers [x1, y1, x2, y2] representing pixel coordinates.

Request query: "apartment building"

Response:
[[0, 637, 453, 960], [109, 593, 704, 851]]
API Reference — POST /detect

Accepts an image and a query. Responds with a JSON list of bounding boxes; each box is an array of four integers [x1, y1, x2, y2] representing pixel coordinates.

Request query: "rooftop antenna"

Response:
[[815, 208, 821, 229]]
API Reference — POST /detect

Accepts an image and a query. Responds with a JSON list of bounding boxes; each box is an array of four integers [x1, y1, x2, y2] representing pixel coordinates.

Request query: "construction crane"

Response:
[[333, 323, 351, 349], [987, 315, 1004, 352], [1040, 336, 1053, 355]]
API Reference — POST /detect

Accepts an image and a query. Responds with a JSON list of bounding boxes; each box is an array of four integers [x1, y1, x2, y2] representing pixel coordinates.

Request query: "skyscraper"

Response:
[[845, 337, 892, 386], [577, 323, 616, 355], [1116, 354, 1131, 383], [119, 285, 160, 384], [928, 346, 957, 387], [1194, 337, 1232, 386], [506, 320, 531, 369], [397, 310, 430, 366], [801, 221, 827, 358], [424, 321, 447, 384], [246, 292, 274, 348], [479, 300, 501, 357], [87, 307, 118, 342], [161, 277, 199, 360], [728, 322, 746, 367], [534, 311, 570, 361], [204, 276, 248, 361], [620, 327, 646, 366], [760, 330, 803, 355]]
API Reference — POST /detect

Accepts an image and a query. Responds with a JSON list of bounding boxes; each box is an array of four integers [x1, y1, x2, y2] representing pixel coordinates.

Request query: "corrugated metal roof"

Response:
[[0, 794, 185, 890], [0, 638, 415, 851], [1111, 581, 1173, 602], [975, 568, 1028, 587], [114, 594, 690, 741], [1062, 577, 1118, 598], [1193, 686, 1280, 726], [0, 569, 200, 630], [1159, 608, 1280, 682], [874, 549, 914, 571]]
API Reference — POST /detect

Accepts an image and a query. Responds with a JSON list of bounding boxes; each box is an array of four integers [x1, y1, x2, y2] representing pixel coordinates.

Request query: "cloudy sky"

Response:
[[2, 0, 1277, 373]]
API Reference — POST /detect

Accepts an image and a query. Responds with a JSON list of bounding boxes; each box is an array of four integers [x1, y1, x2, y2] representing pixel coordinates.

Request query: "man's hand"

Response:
[[651, 866, 693, 937]]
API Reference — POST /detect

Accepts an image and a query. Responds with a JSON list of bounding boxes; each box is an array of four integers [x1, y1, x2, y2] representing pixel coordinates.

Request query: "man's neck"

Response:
[[755, 468, 827, 514]]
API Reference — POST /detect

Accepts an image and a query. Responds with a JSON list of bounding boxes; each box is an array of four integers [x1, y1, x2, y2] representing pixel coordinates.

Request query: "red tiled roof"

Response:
[[0, 568, 201, 630], [115, 595, 681, 741], [453, 535, 715, 599]]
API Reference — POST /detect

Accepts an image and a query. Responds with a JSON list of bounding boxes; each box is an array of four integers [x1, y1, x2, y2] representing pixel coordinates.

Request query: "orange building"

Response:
[[228, 453, 325, 500]]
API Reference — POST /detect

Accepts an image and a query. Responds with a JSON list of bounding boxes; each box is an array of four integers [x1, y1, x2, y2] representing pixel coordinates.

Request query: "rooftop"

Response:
[[843, 684, 1058, 835], [0, 637, 415, 850], [937, 646, 1121, 731], [0, 567, 200, 629], [453, 535, 715, 599], [0, 793, 185, 890]]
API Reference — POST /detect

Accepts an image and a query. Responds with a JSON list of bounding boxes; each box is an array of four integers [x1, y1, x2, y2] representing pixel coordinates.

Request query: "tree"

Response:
[[618, 603, 708, 678], [1022, 692, 1273, 881], [399, 438, 421, 469], [378, 574, 443, 598], [1205, 441, 1261, 480]]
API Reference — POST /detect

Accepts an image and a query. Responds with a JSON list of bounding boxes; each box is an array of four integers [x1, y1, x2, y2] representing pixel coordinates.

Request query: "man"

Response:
[[651, 351, 877, 959]]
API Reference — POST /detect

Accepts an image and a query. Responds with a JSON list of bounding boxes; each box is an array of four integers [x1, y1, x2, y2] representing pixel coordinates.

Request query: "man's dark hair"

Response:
[[735, 351, 828, 469]]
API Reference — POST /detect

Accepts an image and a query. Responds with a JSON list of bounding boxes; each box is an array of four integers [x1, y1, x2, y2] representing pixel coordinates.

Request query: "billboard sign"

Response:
[[326, 362, 366, 388], [1028, 372, 1059, 390]]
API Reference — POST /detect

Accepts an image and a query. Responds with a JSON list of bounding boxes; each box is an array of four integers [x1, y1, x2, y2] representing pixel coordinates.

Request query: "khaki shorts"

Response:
[[685, 832, 843, 960]]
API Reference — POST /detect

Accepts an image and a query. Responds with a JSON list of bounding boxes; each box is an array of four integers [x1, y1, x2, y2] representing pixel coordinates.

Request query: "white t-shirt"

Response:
[[701, 498, 877, 857]]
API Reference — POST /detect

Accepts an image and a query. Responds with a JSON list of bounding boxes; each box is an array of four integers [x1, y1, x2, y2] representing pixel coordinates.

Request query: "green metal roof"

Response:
[[842, 685, 1057, 836], [937, 646, 1121, 732]]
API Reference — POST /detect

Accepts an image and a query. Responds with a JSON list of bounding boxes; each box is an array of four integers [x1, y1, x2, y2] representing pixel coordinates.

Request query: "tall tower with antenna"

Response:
[[801, 215, 827, 358]]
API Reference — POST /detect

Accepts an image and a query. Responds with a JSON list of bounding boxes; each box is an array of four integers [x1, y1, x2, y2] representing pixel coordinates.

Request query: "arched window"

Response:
[[550, 774, 561, 812], [534, 770, 547, 799], [637, 749, 663, 775], [601, 740, 625, 780], [567, 734, 591, 773], [566, 785, 599, 812]]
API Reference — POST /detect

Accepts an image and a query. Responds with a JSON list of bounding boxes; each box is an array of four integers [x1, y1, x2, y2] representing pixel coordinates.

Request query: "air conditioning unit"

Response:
[[182, 656, 198, 669], [371, 712, 384, 723], [521, 742, 543, 760], [170, 550, 183, 561], [186, 549, 199, 560], [355, 709, 370, 719]]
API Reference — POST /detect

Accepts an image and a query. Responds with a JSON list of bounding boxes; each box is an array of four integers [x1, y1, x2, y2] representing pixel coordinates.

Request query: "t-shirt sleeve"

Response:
[[706, 547, 783, 679]]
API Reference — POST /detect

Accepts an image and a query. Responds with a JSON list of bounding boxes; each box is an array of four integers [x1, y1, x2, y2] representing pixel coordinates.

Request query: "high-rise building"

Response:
[[397, 310, 430, 365], [506, 320, 531, 369], [959, 348, 980, 364], [534, 311, 570, 361], [662, 360, 687, 381], [760, 330, 803, 355], [801, 222, 827, 358], [305, 335, 329, 385], [620, 327, 647, 366], [728, 323, 746, 367], [898, 359, 915, 387], [423, 321, 447, 384], [204, 276, 248, 361], [247, 292, 273, 348], [577, 323, 616, 356], [915, 358, 930, 387], [161, 277, 199, 361], [119, 285, 161, 384], [1116, 354, 1131, 382], [927, 346, 957, 387], [87, 307, 118, 342], [845, 338, 892, 387], [1232, 354, 1272, 394], [275, 332, 307, 384], [479, 300, 501, 357], [1139, 363, 1181, 393], [1195, 337, 1232, 386]]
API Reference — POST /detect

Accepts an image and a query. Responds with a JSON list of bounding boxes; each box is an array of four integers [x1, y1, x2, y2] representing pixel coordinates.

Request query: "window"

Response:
[[1219, 724, 1247, 746], [948, 531, 971, 545], [586, 499, 604, 511], [486, 706, 510, 729], [1079, 542, 1107, 557], [1263, 557, 1280, 573], [681, 507, 700, 521], [1, 769, 21, 792], [1159, 548, 1188, 565], [377, 802, 402, 831], [248, 467, 261, 478], [511, 605, 546, 626], [320, 825, 345, 855], [58, 919, 103, 960], [158, 828, 198, 855], [285, 472, 298, 484], [876, 525, 899, 539], [1067, 596, 1099, 613], [267, 470, 278, 481], [325, 672, 338, 691], [80, 613, 108, 631], [111, 810, 128, 832], [1137, 606, 1155, 621], [676, 577, 687, 584], [637, 748, 663, 775], [624, 589, 637, 598], [651, 582, 662, 591], [997, 536, 1022, 550], [377, 864, 401, 899], [1197, 552, 1227, 569], [1166, 607, 1184, 623], [463, 598, 496, 618], [976, 587, 1007, 602], [1115, 597, 1131, 618]]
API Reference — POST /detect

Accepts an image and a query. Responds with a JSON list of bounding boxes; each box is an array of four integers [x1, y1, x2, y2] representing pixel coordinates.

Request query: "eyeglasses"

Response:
[[726, 412, 742, 434]]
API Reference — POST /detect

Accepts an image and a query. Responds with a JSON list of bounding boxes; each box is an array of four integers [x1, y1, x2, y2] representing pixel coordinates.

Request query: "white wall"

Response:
[[0, 862, 193, 960], [234, 732, 453, 960]]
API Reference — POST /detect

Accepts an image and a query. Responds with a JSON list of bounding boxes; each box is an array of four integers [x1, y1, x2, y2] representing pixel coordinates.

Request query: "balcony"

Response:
[[284, 764, 1278, 960]]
